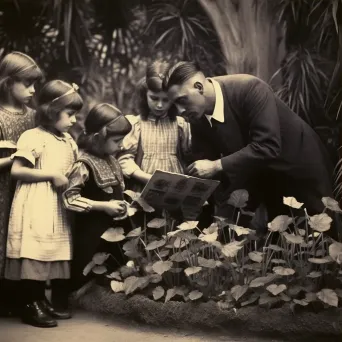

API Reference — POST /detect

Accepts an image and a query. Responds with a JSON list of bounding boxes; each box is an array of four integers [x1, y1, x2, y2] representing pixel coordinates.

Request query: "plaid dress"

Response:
[[0, 106, 35, 277], [119, 115, 191, 181], [5, 127, 77, 281], [140, 117, 183, 174]]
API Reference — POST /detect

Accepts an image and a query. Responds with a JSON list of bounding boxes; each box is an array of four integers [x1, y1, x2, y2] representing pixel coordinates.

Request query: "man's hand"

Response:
[[186, 159, 222, 178]]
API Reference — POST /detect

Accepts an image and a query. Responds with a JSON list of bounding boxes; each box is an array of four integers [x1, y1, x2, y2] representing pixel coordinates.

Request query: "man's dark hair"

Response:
[[162, 61, 201, 91]]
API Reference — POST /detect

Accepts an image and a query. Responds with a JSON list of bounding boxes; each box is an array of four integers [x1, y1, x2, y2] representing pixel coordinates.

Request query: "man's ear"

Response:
[[194, 81, 204, 94]]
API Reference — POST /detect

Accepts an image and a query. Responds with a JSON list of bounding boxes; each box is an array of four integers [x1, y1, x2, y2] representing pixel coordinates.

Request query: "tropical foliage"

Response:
[[84, 190, 342, 311]]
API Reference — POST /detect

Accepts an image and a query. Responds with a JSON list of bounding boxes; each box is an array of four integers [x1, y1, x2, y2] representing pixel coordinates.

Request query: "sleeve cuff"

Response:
[[12, 150, 36, 166], [119, 157, 140, 178]]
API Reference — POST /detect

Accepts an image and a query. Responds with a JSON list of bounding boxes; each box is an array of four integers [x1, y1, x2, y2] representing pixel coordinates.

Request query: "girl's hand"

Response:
[[103, 200, 127, 217], [51, 173, 69, 190]]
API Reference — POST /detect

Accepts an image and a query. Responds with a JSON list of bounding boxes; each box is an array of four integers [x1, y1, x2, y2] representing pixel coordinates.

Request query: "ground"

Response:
[[0, 310, 286, 342]]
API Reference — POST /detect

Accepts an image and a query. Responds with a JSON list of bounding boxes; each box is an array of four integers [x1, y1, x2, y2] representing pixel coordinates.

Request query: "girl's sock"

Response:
[[51, 279, 70, 309], [21, 280, 46, 303], [0, 279, 22, 314]]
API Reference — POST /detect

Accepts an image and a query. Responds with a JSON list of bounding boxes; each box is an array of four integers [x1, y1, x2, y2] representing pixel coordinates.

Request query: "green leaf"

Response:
[[158, 249, 170, 258], [123, 239, 141, 258], [317, 289, 339, 307], [197, 257, 217, 268], [308, 257, 333, 264], [227, 189, 249, 208], [266, 284, 287, 296], [329, 242, 342, 264], [199, 231, 218, 243], [92, 252, 110, 265], [259, 293, 281, 308], [273, 266, 295, 276], [268, 244, 284, 252], [83, 260, 95, 276], [184, 266, 202, 276], [307, 271, 322, 278], [249, 274, 278, 288], [267, 215, 293, 232], [173, 237, 190, 248], [110, 280, 124, 293], [241, 293, 259, 307], [147, 218, 166, 228], [149, 274, 163, 284], [283, 197, 303, 209], [221, 241, 244, 258], [231, 285, 249, 301], [106, 271, 121, 281], [92, 265, 107, 275], [322, 197, 342, 212], [177, 221, 199, 230], [152, 260, 173, 275], [308, 213, 332, 232], [175, 231, 197, 241], [126, 227, 143, 238], [145, 239, 166, 251], [305, 292, 317, 302], [119, 265, 136, 279], [230, 225, 252, 236], [170, 250, 189, 262], [293, 299, 309, 306], [165, 288, 176, 303], [153, 286, 165, 300], [203, 223, 219, 234], [279, 293, 291, 302], [248, 251, 263, 263], [135, 197, 155, 213], [126, 206, 138, 217], [123, 276, 150, 295], [270, 259, 287, 264], [298, 229, 306, 236], [188, 290, 203, 301], [283, 232, 304, 244], [101, 227, 125, 242], [124, 190, 140, 201]]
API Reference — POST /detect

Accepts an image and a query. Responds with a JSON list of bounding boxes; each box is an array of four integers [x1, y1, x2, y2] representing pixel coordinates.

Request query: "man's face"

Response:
[[167, 79, 206, 123]]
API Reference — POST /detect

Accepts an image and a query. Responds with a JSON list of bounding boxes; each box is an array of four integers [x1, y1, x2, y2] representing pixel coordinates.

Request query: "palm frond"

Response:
[[144, 0, 224, 75], [0, 0, 48, 58], [42, 0, 91, 65], [324, 0, 342, 122], [271, 49, 330, 125], [334, 152, 342, 199]]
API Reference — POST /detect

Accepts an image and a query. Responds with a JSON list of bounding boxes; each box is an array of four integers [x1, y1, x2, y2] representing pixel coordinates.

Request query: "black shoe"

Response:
[[21, 301, 57, 328], [39, 298, 71, 320]]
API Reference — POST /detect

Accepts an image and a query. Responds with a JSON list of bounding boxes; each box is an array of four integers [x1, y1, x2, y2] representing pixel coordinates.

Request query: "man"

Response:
[[162, 61, 335, 234]]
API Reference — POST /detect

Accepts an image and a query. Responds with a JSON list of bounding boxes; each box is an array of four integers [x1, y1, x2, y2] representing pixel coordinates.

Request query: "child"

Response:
[[63, 103, 132, 293], [0, 51, 43, 316], [5, 80, 83, 328], [118, 60, 191, 190]]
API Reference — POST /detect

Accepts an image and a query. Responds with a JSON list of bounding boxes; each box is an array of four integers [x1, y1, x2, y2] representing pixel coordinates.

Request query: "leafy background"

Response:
[[0, 0, 341, 193]]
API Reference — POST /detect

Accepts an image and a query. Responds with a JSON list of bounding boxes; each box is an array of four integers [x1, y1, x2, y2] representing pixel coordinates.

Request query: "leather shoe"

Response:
[[39, 298, 71, 319], [21, 301, 57, 328]]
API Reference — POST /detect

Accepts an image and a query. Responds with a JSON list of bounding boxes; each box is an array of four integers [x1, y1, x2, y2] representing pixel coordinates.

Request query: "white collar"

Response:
[[205, 78, 224, 126]]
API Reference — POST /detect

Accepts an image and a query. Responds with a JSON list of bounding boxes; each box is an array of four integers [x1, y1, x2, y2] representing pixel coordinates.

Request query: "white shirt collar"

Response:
[[205, 78, 225, 126]]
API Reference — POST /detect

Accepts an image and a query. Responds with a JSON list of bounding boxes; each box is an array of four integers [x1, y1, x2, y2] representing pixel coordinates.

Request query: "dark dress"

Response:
[[63, 151, 131, 291], [0, 106, 35, 314]]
